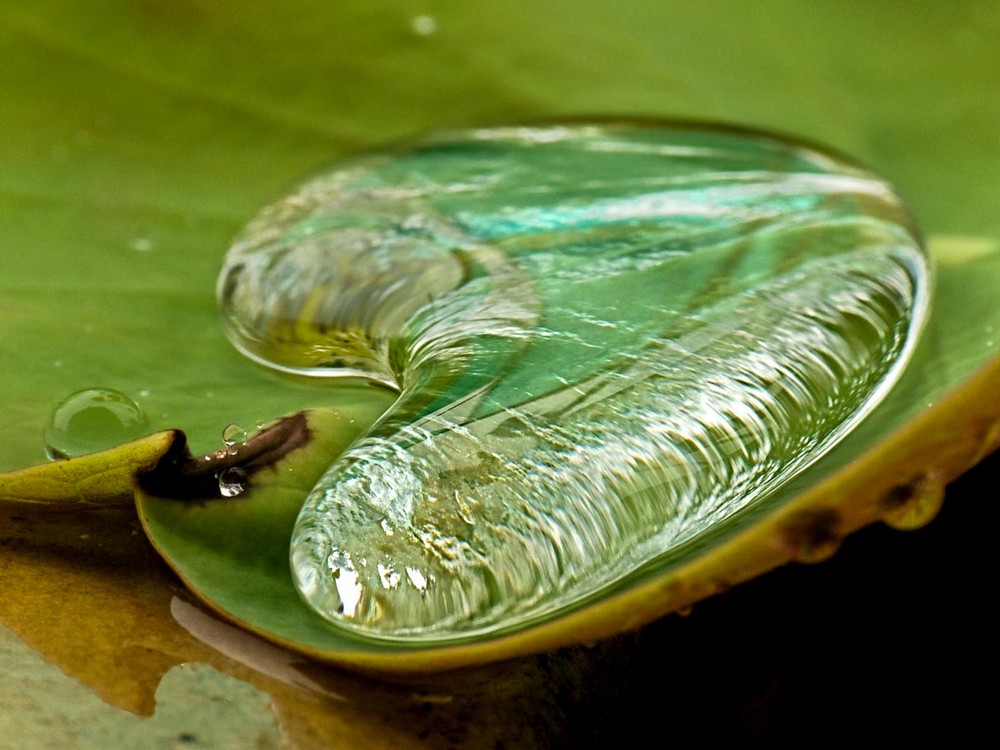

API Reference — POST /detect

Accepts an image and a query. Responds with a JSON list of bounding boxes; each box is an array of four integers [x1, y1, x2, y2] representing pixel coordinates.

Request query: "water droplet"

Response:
[[222, 123, 929, 641], [791, 536, 843, 564], [131, 237, 154, 252], [882, 473, 946, 530], [44, 388, 149, 459], [222, 423, 248, 446], [784, 509, 843, 564], [217, 466, 248, 498]]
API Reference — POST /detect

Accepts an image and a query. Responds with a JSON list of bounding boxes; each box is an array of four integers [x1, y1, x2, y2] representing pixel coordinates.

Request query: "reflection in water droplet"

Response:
[[218, 467, 248, 498], [221, 123, 930, 642], [44, 388, 149, 459], [222, 423, 248, 446]]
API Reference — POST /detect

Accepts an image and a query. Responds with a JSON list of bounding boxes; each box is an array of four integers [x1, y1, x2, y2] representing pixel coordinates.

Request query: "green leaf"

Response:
[[1, 1, 998, 674], [0, 431, 177, 507], [134, 235, 1000, 672]]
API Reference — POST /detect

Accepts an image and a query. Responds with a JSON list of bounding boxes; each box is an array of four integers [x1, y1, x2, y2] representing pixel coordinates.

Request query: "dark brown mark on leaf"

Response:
[[140, 412, 312, 500]]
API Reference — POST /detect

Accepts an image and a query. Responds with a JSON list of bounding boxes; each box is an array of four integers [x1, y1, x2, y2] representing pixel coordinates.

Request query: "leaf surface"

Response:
[[0, 1, 997, 673]]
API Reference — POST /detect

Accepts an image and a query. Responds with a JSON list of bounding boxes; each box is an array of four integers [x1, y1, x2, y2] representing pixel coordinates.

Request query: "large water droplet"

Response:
[[44, 388, 149, 459], [220, 123, 930, 642]]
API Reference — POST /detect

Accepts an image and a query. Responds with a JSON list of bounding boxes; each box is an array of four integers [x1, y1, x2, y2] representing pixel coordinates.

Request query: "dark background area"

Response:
[[539, 448, 999, 746]]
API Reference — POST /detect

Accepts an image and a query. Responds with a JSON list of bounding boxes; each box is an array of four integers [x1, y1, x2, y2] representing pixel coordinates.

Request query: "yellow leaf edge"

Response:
[[262, 352, 1000, 674], [0, 431, 180, 508]]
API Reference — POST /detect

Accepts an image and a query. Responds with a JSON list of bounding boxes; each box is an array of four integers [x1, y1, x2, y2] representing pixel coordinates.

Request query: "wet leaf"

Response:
[[135, 235, 1000, 672], [0, 1, 998, 679]]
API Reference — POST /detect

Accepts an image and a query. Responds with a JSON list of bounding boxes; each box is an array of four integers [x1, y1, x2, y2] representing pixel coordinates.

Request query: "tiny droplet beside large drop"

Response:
[[44, 388, 149, 459]]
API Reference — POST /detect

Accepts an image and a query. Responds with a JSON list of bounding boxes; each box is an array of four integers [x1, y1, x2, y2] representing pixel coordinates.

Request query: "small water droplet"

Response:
[[882, 473, 946, 530], [222, 423, 248, 446], [783, 509, 842, 564], [411, 14, 437, 36], [131, 237, 154, 252], [44, 388, 149, 459], [218, 466, 248, 498], [792, 537, 842, 564]]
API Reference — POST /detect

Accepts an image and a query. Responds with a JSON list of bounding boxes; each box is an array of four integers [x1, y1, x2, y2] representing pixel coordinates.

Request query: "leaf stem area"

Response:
[[141, 413, 310, 500], [0, 413, 311, 508]]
